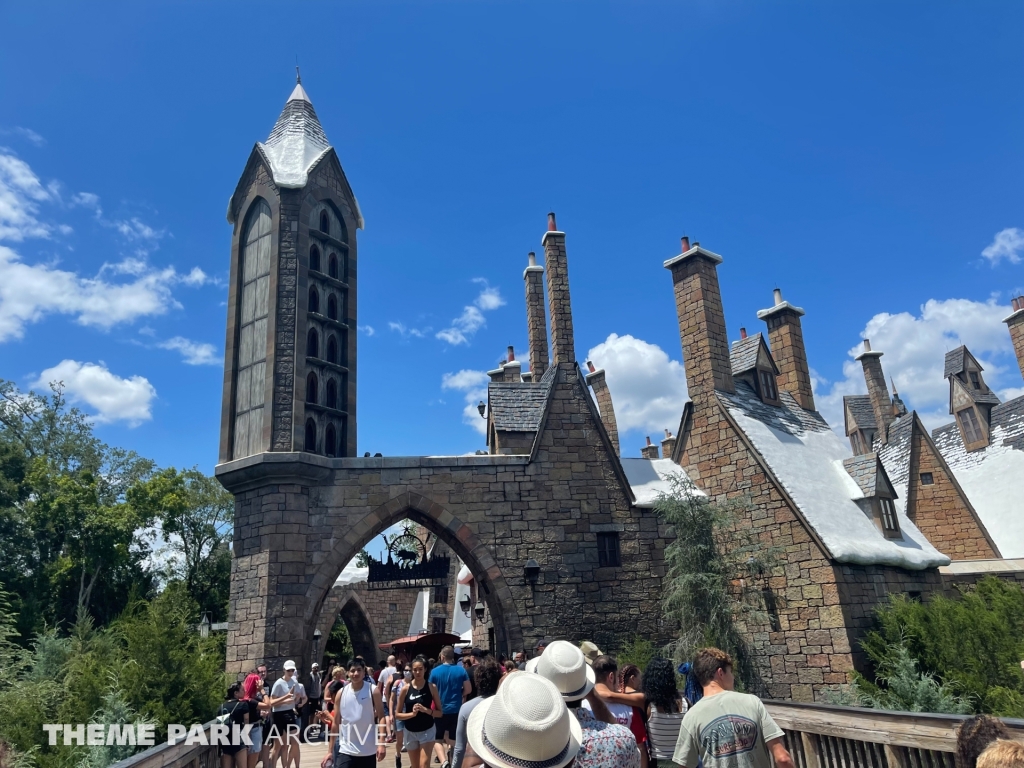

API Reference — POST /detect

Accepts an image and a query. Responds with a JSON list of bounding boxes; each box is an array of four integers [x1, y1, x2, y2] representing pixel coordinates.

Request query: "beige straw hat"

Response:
[[467, 672, 582, 768], [579, 641, 602, 666], [525, 640, 596, 701]]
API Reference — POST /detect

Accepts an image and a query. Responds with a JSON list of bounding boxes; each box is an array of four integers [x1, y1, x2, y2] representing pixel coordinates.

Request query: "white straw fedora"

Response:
[[467, 672, 581, 768], [525, 640, 595, 701]]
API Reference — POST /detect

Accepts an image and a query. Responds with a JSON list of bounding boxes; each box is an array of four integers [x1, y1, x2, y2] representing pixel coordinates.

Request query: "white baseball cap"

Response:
[[283, 660, 297, 670]]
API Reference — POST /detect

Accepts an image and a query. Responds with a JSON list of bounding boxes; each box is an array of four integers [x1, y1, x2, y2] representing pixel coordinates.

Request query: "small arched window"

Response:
[[328, 254, 338, 279], [304, 418, 317, 453], [306, 328, 319, 358], [320, 211, 330, 234], [326, 378, 338, 409], [325, 424, 337, 457], [306, 372, 318, 404], [326, 335, 338, 364], [308, 287, 320, 314], [327, 294, 338, 321], [309, 245, 321, 272]]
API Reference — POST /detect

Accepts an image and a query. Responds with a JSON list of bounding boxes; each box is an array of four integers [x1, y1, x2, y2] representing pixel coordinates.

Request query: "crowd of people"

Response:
[[218, 643, 1024, 768]]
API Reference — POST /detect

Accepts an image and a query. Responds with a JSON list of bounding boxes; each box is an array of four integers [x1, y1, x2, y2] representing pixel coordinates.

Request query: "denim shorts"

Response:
[[395, 719, 404, 732], [402, 725, 436, 749], [248, 726, 263, 753]]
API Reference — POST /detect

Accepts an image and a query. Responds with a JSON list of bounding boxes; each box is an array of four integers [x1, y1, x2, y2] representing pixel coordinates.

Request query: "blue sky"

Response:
[[1, 1, 1022, 475]]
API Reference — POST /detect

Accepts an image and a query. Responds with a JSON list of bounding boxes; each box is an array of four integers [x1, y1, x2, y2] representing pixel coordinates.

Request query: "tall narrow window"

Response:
[[879, 497, 900, 536], [308, 287, 320, 314], [327, 294, 338, 321], [969, 371, 981, 390], [328, 254, 338, 279], [306, 328, 319, 358], [326, 378, 337, 409], [320, 211, 330, 234], [310, 245, 321, 272], [233, 199, 272, 460], [597, 532, 621, 567], [306, 372, 318, 404], [958, 408, 983, 444], [304, 419, 317, 453], [325, 424, 337, 457], [759, 369, 778, 401], [326, 335, 338, 364]]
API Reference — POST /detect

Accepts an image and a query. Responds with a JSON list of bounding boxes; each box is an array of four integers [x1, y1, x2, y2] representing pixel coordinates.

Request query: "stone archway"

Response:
[[339, 592, 378, 662]]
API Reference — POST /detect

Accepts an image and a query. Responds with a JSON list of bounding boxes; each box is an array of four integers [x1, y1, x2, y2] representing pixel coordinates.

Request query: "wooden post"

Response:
[[801, 732, 822, 768], [884, 744, 907, 768]]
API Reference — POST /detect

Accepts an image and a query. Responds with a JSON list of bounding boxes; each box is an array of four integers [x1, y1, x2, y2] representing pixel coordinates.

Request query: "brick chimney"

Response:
[[660, 429, 676, 460], [664, 237, 734, 400], [585, 360, 620, 456], [523, 252, 549, 380], [640, 436, 660, 460], [855, 339, 894, 445], [503, 345, 522, 382], [1004, 296, 1024, 381], [543, 213, 575, 365], [757, 287, 815, 411]]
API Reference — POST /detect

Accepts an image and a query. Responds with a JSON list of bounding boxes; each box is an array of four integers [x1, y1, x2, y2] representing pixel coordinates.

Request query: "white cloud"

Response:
[[114, 217, 164, 243], [982, 228, 1024, 266], [31, 359, 156, 426], [441, 368, 490, 435], [586, 333, 689, 437], [359, 325, 375, 336], [181, 267, 210, 286], [158, 336, 220, 366], [436, 281, 505, 346], [390, 321, 430, 339], [0, 150, 53, 241], [814, 297, 1020, 433], [71, 191, 101, 215], [1, 127, 46, 146]]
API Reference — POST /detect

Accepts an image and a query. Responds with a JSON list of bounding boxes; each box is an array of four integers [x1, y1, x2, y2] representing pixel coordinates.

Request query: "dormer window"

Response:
[[879, 498, 900, 537], [958, 407, 983, 444], [759, 369, 778, 401], [969, 371, 981, 389]]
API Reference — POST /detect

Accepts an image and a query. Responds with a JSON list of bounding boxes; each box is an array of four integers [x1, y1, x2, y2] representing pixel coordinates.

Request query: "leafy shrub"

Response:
[[616, 637, 655, 672]]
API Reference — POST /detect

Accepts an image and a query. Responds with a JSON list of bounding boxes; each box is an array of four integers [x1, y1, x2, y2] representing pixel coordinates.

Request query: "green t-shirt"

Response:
[[672, 691, 784, 768]]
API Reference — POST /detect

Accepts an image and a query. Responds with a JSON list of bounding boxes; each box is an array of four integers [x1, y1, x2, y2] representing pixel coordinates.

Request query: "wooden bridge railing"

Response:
[[109, 721, 218, 768], [765, 701, 1024, 768]]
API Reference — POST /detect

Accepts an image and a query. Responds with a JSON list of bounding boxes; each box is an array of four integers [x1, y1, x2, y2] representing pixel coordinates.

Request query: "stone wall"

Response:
[[314, 581, 421, 664]]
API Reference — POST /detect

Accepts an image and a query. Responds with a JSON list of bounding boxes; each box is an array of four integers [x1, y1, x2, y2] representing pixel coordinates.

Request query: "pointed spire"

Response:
[[259, 80, 331, 188]]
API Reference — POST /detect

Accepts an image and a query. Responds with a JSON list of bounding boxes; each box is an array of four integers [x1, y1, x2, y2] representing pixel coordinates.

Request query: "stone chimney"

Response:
[[543, 213, 575, 365], [503, 345, 522, 382], [523, 252, 549, 381], [855, 339, 894, 445], [1005, 296, 1024, 381], [756, 287, 815, 411], [664, 236, 734, 401], [487, 362, 505, 382], [585, 360, 620, 456], [660, 429, 676, 460], [641, 436, 660, 460]]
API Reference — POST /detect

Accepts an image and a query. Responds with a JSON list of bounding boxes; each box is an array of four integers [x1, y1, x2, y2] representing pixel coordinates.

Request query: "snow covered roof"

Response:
[[335, 559, 369, 587], [720, 384, 949, 570], [875, 413, 915, 515], [259, 82, 332, 189], [620, 457, 702, 507], [932, 396, 1024, 558]]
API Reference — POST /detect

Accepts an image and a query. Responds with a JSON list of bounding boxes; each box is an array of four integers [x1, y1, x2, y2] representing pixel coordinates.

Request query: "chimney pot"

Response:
[[773, 288, 783, 306], [692, 241, 700, 248], [507, 345, 515, 361], [864, 339, 872, 353], [1014, 297, 1021, 311], [528, 252, 537, 267], [586, 360, 596, 373], [645, 436, 652, 446], [547, 212, 557, 231], [680, 236, 690, 252], [664, 429, 672, 438], [740, 327, 747, 339]]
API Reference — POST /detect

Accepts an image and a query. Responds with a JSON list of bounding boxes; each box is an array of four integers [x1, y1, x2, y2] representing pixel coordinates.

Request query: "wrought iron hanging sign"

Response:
[[366, 525, 450, 590]]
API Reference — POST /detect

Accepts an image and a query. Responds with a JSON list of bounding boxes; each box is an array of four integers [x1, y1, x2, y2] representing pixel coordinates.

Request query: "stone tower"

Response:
[[220, 78, 363, 462]]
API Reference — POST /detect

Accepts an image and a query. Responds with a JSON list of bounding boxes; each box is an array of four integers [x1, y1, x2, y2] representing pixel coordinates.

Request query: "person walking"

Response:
[[378, 655, 399, 742], [389, 667, 412, 768], [527, 640, 640, 768], [306, 663, 323, 741], [673, 648, 793, 768], [396, 656, 443, 768], [242, 673, 268, 768], [642, 658, 687, 768], [269, 661, 301, 768], [331, 658, 386, 768], [451, 658, 501, 768], [218, 682, 250, 768], [429, 645, 470, 768]]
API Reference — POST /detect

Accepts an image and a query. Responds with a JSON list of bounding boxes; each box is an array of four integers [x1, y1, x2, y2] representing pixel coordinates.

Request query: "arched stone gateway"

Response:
[[217, 82, 672, 678]]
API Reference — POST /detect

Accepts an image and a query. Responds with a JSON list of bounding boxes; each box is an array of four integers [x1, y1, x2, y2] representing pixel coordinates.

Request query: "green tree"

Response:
[[654, 478, 779, 694], [323, 613, 353, 666], [128, 467, 234, 620]]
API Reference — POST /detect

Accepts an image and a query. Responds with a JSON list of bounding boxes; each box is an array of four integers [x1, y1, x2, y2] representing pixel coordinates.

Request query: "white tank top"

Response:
[[336, 683, 379, 756]]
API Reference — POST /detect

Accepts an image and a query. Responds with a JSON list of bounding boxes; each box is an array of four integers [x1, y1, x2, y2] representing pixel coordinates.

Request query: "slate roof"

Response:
[[729, 334, 764, 376], [488, 369, 555, 432], [965, 386, 1002, 406], [718, 383, 948, 569], [845, 395, 877, 431], [932, 395, 1024, 557], [259, 82, 332, 189], [842, 454, 883, 497], [944, 347, 966, 379], [876, 413, 915, 512]]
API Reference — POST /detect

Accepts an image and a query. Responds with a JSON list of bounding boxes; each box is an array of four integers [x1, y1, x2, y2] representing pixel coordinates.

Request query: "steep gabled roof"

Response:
[[842, 453, 897, 498], [259, 82, 332, 189], [950, 374, 1002, 407], [729, 333, 778, 377], [718, 383, 948, 570], [844, 395, 877, 434], [488, 379, 553, 432], [875, 412, 915, 510], [943, 347, 967, 379], [932, 395, 1024, 557]]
